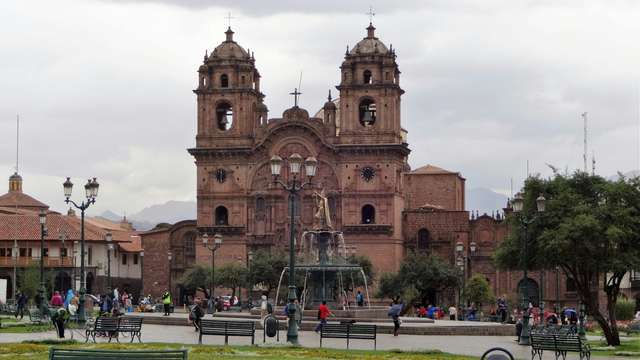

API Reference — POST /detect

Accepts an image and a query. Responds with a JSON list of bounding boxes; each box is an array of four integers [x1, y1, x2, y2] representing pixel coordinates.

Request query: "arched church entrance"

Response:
[[517, 277, 540, 307], [54, 271, 72, 293]]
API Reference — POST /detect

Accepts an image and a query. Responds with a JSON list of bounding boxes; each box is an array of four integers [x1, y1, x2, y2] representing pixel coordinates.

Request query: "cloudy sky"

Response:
[[0, 0, 638, 215]]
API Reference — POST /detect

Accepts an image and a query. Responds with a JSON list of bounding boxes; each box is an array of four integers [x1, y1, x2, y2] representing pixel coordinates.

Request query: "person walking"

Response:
[[356, 290, 364, 307], [388, 299, 404, 336], [162, 290, 172, 316], [189, 298, 204, 331], [15, 292, 27, 320], [314, 300, 332, 333]]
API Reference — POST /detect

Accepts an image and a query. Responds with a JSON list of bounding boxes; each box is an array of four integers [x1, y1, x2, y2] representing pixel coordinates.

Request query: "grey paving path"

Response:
[[0, 323, 628, 360]]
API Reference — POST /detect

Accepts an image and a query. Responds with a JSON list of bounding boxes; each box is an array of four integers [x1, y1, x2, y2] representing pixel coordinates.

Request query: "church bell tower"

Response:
[[194, 27, 267, 148], [336, 23, 404, 144]]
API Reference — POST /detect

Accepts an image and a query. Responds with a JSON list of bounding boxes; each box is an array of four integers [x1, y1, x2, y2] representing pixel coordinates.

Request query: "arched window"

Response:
[[216, 102, 233, 131], [417, 228, 430, 251], [215, 206, 229, 225], [566, 276, 577, 292], [256, 197, 265, 213], [240, 75, 245, 85], [363, 70, 372, 84], [220, 74, 229, 88], [183, 232, 196, 257], [361, 204, 375, 224], [358, 99, 376, 127]]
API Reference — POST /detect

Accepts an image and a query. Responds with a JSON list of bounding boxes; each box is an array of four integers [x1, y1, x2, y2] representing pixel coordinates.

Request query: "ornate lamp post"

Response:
[[63, 177, 99, 322], [140, 250, 144, 298], [511, 191, 546, 345], [167, 251, 173, 302], [455, 240, 478, 317], [202, 233, 223, 302], [38, 210, 48, 315], [270, 153, 317, 345], [12, 240, 18, 300], [247, 250, 254, 307], [106, 233, 113, 294]]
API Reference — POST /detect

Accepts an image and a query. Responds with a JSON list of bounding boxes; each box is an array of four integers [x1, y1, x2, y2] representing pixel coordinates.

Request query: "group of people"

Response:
[[98, 287, 135, 316]]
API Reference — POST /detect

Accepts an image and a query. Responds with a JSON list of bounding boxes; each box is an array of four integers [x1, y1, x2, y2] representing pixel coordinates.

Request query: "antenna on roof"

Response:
[[15, 114, 20, 174], [582, 112, 588, 172]]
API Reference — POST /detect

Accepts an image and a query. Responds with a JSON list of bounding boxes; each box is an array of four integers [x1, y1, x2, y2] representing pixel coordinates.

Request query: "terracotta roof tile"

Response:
[[0, 191, 49, 210]]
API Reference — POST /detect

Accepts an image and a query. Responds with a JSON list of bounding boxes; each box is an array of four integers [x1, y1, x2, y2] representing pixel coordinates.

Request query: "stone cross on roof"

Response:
[[366, 5, 375, 23], [289, 88, 302, 107], [225, 12, 235, 28]]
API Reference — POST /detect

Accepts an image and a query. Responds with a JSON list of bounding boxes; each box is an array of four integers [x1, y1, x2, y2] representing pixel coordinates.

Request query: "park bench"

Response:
[[87, 317, 119, 343], [320, 323, 377, 350], [228, 306, 242, 312], [29, 309, 46, 325], [49, 348, 187, 359], [199, 319, 255, 345], [117, 316, 144, 343], [530, 329, 590, 360]]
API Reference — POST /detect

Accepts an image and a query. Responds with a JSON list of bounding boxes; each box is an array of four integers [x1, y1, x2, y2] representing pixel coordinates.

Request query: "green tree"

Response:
[[18, 263, 41, 300], [375, 272, 403, 299], [463, 274, 495, 307], [376, 253, 460, 305], [247, 249, 288, 295], [216, 263, 248, 297], [346, 254, 375, 286], [494, 172, 640, 346], [177, 265, 210, 295]]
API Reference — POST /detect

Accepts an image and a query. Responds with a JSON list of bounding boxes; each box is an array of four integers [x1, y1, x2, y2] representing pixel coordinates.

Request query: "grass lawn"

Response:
[[0, 323, 53, 333], [589, 338, 640, 357], [0, 341, 476, 360]]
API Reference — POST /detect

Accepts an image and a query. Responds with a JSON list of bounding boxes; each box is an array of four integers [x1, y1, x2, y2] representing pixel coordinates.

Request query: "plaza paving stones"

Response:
[[0, 322, 630, 360]]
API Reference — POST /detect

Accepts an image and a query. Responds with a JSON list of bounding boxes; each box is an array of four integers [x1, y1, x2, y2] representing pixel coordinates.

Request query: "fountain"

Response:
[[275, 189, 371, 310]]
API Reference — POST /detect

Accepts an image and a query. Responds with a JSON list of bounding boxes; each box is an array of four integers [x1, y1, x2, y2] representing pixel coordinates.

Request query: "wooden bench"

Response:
[[117, 317, 143, 343], [87, 317, 119, 343], [320, 323, 377, 350], [29, 309, 46, 325], [49, 348, 187, 359], [530, 329, 590, 360], [199, 319, 255, 345]]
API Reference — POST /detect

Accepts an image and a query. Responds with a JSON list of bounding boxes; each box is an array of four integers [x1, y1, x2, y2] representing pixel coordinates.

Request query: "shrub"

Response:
[[615, 299, 636, 321]]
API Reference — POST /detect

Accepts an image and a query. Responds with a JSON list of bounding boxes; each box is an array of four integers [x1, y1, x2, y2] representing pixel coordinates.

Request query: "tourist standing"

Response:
[[50, 291, 64, 307], [162, 289, 172, 316], [260, 294, 268, 319], [356, 290, 364, 307], [388, 299, 404, 336], [448, 305, 457, 320], [15, 292, 27, 320], [189, 298, 204, 331], [315, 300, 332, 333], [497, 295, 507, 323]]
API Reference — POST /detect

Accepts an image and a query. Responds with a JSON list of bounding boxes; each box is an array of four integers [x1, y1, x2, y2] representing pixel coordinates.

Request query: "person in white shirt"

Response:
[[449, 305, 457, 320]]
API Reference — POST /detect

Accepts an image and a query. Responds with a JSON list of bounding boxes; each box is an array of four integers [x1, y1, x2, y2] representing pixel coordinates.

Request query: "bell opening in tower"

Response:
[[216, 102, 233, 131], [358, 98, 377, 127]]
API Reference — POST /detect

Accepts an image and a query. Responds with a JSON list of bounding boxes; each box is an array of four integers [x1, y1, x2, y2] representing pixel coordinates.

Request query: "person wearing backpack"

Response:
[[189, 298, 204, 331]]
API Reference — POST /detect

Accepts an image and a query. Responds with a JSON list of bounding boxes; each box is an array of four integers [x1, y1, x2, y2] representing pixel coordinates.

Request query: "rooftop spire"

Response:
[[225, 27, 234, 42], [366, 5, 376, 38]]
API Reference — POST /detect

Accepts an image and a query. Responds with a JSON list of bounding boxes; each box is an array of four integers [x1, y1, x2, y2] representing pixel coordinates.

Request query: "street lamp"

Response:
[[167, 251, 173, 303], [106, 233, 113, 294], [511, 191, 546, 346], [12, 240, 18, 300], [247, 250, 254, 308], [455, 240, 479, 318], [63, 177, 99, 322], [202, 233, 223, 303], [38, 209, 48, 315], [140, 250, 145, 299], [270, 153, 317, 345]]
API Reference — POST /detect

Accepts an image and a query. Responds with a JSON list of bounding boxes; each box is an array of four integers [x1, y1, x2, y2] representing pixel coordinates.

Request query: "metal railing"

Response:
[[0, 256, 74, 267]]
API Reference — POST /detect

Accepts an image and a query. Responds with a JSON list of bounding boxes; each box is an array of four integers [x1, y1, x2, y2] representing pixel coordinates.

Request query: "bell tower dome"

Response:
[[336, 23, 404, 144], [194, 27, 266, 148]]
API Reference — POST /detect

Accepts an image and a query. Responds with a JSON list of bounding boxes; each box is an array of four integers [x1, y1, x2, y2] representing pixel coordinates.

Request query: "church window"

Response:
[[184, 232, 196, 257], [241, 75, 245, 85], [220, 74, 229, 88], [216, 102, 233, 131], [358, 99, 376, 127], [361, 167, 375, 182], [215, 168, 226, 183], [256, 197, 265, 213], [361, 204, 375, 224], [385, 72, 390, 80], [566, 276, 577, 292], [363, 70, 372, 84], [215, 206, 229, 225], [417, 228, 430, 251]]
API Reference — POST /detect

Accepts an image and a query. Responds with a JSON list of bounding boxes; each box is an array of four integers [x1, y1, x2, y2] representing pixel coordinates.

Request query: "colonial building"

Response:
[[0, 173, 142, 301], [140, 23, 627, 309]]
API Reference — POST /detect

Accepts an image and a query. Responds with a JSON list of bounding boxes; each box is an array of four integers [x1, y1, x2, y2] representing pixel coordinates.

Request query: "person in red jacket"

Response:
[[50, 291, 64, 307], [314, 301, 332, 333]]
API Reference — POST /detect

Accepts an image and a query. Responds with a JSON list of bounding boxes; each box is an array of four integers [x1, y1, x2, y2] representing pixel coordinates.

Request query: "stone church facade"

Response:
[[141, 24, 593, 309]]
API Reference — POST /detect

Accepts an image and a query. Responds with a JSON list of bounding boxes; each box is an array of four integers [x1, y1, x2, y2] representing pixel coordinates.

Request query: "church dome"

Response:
[[350, 23, 389, 55], [210, 28, 250, 60]]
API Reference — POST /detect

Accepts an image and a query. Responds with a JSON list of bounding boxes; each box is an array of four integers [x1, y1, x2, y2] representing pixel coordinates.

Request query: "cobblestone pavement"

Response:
[[0, 323, 628, 360]]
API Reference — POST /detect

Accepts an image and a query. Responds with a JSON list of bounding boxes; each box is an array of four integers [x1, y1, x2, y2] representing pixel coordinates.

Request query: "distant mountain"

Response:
[[467, 187, 509, 216], [99, 200, 196, 231], [609, 170, 639, 180]]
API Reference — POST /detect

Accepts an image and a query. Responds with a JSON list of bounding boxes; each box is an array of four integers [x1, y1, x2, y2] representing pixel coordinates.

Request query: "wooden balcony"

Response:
[[0, 257, 74, 268]]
